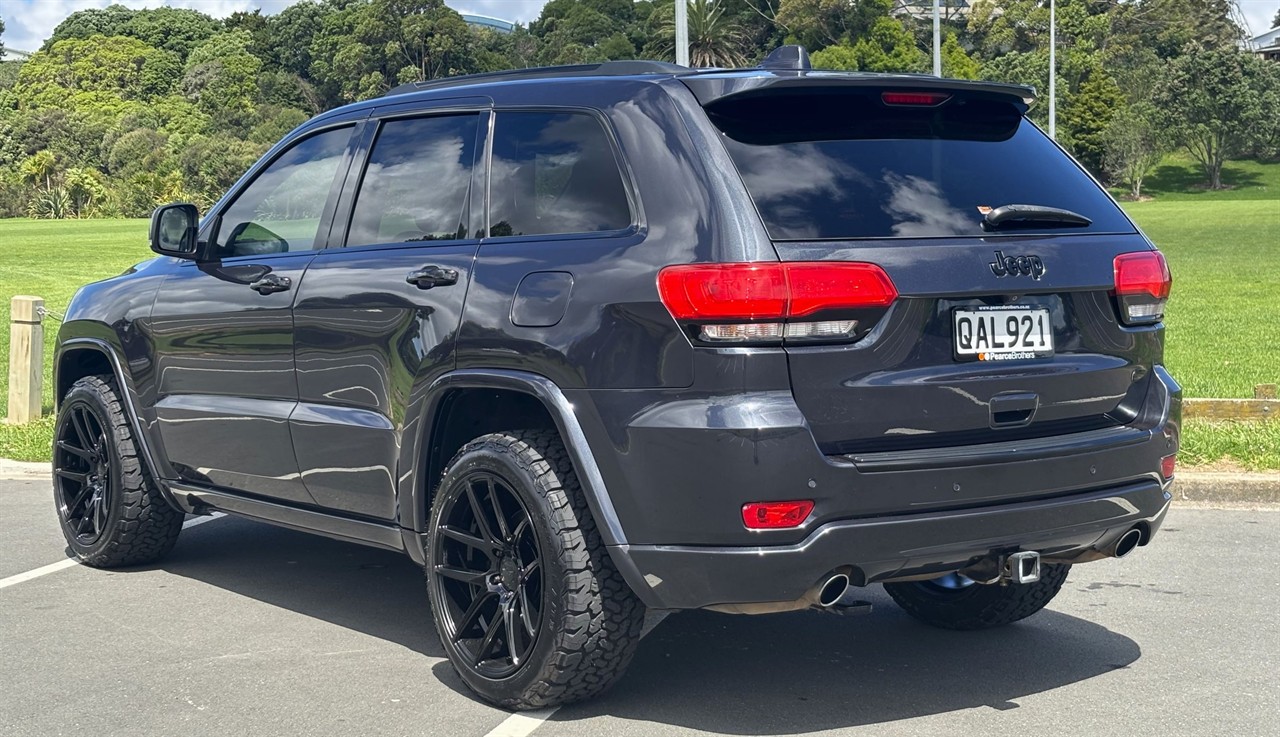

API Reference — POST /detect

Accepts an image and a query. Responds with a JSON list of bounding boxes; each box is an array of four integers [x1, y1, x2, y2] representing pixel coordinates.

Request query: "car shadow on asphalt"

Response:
[[146, 515, 1140, 731], [536, 602, 1140, 733], [153, 515, 444, 658]]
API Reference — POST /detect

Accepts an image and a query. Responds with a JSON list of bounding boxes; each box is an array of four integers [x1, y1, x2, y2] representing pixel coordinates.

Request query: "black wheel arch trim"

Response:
[[409, 369, 664, 609], [54, 337, 183, 513]]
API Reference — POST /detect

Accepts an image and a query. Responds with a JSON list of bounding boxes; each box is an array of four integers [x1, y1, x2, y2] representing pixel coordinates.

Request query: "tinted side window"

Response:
[[489, 111, 631, 237], [346, 114, 480, 247], [215, 126, 352, 258]]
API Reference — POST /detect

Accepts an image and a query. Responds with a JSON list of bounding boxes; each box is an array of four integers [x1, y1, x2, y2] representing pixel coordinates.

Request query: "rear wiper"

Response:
[[981, 204, 1092, 231]]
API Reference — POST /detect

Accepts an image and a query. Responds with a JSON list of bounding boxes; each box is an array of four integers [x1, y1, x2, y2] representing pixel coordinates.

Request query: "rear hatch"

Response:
[[689, 76, 1169, 461]]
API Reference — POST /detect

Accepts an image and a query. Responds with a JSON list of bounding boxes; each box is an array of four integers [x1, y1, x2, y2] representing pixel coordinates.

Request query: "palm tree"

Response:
[[654, 0, 749, 69]]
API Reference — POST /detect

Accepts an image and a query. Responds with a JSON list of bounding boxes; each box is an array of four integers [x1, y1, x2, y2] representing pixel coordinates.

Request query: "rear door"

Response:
[[705, 86, 1165, 467], [290, 107, 486, 520], [151, 124, 357, 503]]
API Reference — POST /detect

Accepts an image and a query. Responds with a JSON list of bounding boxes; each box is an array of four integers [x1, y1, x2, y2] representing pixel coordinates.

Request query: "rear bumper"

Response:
[[615, 480, 1171, 609], [574, 365, 1180, 610]]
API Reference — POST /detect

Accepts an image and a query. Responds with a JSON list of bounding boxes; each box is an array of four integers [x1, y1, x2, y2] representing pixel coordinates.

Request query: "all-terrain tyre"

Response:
[[425, 430, 645, 710], [883, 564, 1071, 631], [52, 375, 184, 567]]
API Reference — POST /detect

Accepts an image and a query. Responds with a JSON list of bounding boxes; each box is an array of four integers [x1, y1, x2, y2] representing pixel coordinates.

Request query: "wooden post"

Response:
[[7, 296, 44, 425]]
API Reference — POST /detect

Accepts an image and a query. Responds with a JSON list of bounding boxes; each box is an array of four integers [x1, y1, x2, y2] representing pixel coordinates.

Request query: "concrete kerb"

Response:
[[3, 458, 1277, 503]]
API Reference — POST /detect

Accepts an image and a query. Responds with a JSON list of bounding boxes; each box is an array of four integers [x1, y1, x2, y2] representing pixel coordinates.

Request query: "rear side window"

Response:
[[347, 114, 480, 247], [489, 111, 631, 237], [709, 91, 1135, 240]]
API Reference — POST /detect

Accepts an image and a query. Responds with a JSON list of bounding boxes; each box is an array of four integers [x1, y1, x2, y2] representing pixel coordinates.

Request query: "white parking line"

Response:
[[480, 611, 670, 737], [0, 513, 223, 591]]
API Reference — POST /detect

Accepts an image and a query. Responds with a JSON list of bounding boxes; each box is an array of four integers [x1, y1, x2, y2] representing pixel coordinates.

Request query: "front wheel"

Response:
[[883, 564, 1071, 631], [425, 430, 645, 710], [53, 376, 184, 567]]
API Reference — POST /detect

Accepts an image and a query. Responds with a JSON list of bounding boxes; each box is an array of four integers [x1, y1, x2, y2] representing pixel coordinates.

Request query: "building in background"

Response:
[[460, 13, 514, 34], [1248, 25, 1280, 62]]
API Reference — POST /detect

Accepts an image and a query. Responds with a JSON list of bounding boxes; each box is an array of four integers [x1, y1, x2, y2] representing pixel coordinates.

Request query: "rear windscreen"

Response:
[[708, 90, 1135, 240]]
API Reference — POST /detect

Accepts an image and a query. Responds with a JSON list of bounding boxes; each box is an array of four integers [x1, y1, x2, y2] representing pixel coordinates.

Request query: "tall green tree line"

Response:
[[1, 0, 1277, 218]]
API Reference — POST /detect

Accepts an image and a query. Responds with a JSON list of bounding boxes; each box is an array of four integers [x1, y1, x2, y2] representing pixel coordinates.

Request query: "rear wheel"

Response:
[[425, 430, 645, 710], [53, 376, 184, 567], [883, 564, 1070, 630]]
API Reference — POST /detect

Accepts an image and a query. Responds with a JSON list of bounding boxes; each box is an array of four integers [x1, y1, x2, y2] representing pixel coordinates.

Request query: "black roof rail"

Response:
[[384, 60, 690, 98]]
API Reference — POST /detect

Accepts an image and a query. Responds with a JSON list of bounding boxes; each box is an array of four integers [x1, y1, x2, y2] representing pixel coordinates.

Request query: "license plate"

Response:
[[953, 306, 1053, 361]]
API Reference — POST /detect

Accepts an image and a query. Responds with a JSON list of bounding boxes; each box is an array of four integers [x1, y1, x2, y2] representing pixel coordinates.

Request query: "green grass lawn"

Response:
[[1111, 155, 1280, 202], [1, 171, 1277, 468]]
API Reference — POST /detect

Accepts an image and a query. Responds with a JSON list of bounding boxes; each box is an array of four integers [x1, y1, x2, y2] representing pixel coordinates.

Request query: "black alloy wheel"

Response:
[[52, 375, 185, 567], [430, 471, 544, 679], [54, 401, 113, 545]]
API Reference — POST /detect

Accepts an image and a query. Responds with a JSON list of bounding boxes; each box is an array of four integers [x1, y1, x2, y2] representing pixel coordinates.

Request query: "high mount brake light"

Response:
[[881, 91, 951, 106], [657, 262, 898, 344], [1113, 251, 1171, 325]]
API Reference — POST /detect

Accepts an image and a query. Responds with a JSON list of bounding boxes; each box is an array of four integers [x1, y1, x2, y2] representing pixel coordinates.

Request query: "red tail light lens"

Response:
[[656, 263, 788, 320], [1161, 454, 1177, 479], [882, 91, 951, 106], [742, 500, 814, 530], [657, 262, 898, 321], [1113, 251, 1171, 324]]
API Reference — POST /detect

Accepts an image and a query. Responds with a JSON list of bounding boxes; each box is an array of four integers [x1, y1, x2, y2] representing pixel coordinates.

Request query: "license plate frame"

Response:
[[952, 305, 1053, 362]]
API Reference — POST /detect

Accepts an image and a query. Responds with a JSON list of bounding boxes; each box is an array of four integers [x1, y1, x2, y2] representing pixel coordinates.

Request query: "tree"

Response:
[[940, 32, 979, 79], [776, 0, 893, 50], [1061, 70, 1123, 176], [651, 0, 750, 67], [1274, 8, 1280, 30], [1158, 45, 1280, 189], [183, 31, 263, 128], [1104, 102, 1167, 200], [1, 15, 6, 59], [14, 35, 180, 110]]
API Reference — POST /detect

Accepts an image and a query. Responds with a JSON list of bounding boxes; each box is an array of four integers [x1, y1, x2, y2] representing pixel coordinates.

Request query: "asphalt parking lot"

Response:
[[2, 477, 1277, 737]]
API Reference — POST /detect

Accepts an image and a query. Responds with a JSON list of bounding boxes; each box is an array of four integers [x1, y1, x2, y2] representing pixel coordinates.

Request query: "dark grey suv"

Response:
[[52, 48, 1179, 709]]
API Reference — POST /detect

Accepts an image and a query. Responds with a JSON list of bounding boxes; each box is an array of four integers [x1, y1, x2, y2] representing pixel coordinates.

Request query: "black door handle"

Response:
[[406, 265, 459, 289], [249, 274, 292, 294]]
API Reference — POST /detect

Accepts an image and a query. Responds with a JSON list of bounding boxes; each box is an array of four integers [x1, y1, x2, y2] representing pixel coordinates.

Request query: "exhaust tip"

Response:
[[817, 573, 851, 607], [1113, 528, 1143, 559]]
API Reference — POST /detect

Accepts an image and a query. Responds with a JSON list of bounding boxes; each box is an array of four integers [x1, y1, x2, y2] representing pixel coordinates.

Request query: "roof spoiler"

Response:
[[682, 71, 1037, 113]]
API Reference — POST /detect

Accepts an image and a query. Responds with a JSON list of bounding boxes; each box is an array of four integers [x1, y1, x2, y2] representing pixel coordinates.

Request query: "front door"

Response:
[[149, 124, 357, 503], [291, 111, 485, 520]]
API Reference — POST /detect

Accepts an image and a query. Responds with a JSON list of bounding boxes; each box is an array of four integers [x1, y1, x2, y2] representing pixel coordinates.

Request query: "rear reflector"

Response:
[[1113, 251, 1171, 324], [1161, 454, 1177, 479], [882, 91, 951, 106], [657, 262, 897, 322], [742, 500, 814, 530]]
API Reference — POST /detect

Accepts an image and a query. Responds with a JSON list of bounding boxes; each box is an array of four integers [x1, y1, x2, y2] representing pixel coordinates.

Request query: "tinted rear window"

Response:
[[709, 90, 1134, 240], [489, 111, 632, 237]]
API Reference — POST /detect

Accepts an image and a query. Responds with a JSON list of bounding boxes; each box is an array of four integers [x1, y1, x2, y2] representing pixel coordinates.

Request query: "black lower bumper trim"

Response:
[[616, 479, 1171, 610]]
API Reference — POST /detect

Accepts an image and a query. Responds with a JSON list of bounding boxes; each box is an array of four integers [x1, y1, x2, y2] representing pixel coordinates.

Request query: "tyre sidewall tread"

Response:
[[425, 429, 644, 710], [54, 375, 183, 568], [884, 563, 1071, 631]]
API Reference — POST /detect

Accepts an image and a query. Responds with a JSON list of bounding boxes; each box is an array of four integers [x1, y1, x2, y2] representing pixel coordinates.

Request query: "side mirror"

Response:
[[149, 203, 200, 259]]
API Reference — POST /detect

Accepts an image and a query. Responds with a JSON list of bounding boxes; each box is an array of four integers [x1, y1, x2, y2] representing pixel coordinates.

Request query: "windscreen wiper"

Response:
[[981, 204, 1092, 231]]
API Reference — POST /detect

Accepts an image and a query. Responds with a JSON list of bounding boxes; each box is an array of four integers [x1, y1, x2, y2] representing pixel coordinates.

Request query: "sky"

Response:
[[2, 0, 1278, 55]]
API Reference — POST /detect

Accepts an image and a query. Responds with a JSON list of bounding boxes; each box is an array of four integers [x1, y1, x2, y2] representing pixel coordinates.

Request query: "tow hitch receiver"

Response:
[[1005, 551, 1041, 584]]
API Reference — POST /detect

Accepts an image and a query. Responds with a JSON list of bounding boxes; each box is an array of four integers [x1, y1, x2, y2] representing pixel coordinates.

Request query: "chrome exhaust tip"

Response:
[[815, 573, 851, 607], [1112, 528, 1143, 559]]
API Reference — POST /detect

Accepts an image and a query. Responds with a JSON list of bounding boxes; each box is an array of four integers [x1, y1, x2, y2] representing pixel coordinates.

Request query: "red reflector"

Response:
[[882, 91, 951, 106], [1114, 251, 1171, 299], [742, 500, 814, 530], [1161, 454, 1177, 479], [657, 263, 898, 321]]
